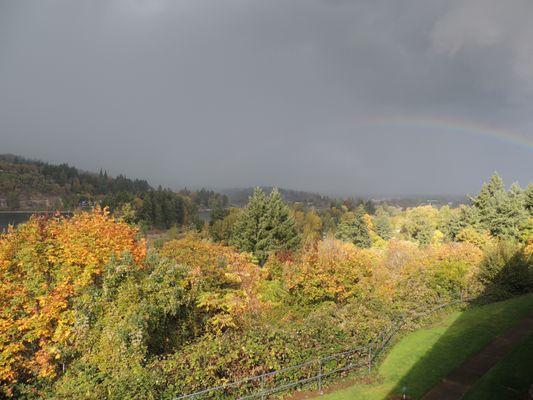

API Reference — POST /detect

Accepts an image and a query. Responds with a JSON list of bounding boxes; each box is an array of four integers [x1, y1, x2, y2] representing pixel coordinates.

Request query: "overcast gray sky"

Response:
[[1, 0, 532, 196]]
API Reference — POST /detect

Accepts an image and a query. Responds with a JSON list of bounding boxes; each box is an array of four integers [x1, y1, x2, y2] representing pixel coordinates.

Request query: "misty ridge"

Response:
[[1, 1, 532, 400], [0, 153, 468, 215]]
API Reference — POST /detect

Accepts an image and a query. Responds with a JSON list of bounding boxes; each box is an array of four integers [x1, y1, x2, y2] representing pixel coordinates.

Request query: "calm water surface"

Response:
[[0, 212, 34, 231], [0, 212, 73, 232]]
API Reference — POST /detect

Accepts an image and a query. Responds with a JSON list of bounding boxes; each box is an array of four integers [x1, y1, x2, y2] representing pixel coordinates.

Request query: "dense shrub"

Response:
[[51, 254, 191, 400], [479, 241, 533, 297]]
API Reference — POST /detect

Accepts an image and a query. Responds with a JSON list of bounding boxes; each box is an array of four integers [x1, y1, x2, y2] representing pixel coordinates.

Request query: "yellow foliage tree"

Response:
[[0, 208, 146, 394], [456, 226, 494, 248], [281, 238, 378, 304]]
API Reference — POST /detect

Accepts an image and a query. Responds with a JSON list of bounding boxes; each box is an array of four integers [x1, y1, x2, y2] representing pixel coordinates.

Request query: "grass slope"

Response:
[[462, 333, 533, 400], [320, 293, 533, 400]]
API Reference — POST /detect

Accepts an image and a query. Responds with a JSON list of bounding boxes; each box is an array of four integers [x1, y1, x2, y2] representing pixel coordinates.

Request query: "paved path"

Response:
[[421, 312, 533, 400]]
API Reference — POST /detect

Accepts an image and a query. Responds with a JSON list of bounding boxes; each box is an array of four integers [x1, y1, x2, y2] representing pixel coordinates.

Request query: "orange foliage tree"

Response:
[[0, 207, 146, 395]]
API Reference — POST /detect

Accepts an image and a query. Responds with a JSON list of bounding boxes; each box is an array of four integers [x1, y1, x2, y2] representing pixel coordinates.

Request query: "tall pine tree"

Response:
[[525, 183, 533, 217], [231, 188, 299, 263], [469, 173, 529, 241], [335, 205, 371, 248], [470, 172, 505, 229], [374, 206, 392, 240]]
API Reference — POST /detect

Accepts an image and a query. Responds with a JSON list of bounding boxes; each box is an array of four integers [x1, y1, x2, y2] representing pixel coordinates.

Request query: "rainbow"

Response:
[[357, 115, 533, 151]]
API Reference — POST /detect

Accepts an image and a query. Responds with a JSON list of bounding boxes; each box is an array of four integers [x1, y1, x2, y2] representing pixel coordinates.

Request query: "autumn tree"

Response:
[[210, 208, 242, 244], [294, 208, 323, 244], [0, 208, 146, 397], [401, 205, 437, 246]]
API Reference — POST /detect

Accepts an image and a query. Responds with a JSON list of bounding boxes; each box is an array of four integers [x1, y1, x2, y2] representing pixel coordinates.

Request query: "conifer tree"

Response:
[[469, 174, 529, 241], [488, 183, 527, 240], [416, 221, 433, 246], [470, 172, 505, 229], [231, 188, 267, 256], [262, 188, 300, 250], [335, 205, 371, 248], [439, 205, 469, 241], [231, 188, 299, 263], [373, 206, 392, 240], [525, 183, 533, 216]]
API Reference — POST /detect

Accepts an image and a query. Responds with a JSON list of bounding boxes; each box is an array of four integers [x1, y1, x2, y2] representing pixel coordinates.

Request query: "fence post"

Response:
[[261, 374, 266, 400], [368, 347, 372, 373], [318, 359, 323, 394]]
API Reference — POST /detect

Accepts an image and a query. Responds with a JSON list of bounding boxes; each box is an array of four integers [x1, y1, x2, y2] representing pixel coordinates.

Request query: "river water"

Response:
[[0, 212, 74, 232], [0, 212, 36, 232]]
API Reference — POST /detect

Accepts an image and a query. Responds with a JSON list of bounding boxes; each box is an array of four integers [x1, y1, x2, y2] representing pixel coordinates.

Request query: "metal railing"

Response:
[[175, 294, 470, 400]]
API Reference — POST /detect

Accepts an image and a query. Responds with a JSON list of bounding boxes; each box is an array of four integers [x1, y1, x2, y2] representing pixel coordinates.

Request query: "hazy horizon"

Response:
[[1, 0, 532, 195]]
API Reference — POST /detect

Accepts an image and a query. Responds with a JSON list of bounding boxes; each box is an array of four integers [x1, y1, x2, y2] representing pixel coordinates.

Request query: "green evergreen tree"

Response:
[[210, 208, 242, 243], [374, 206, 392, 240], [525, 183, 533, 216], [364, 200, 376, 215], [231, 188, 268, 257], [231, 188, 299, 263], [261, 188, 300, 250], [416, 221, 433, 246], [470, 172, 505, 230], [209, 201, 229, 225], [335, 205, 371, 248], [488, 183, 527, 240], [137, 189, 186, 229], [448, 206, 471, 240], [468, 173, 529, 241]]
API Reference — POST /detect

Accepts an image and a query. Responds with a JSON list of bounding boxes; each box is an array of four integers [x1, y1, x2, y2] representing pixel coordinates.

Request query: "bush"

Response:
[[479, 242, 533, 297]]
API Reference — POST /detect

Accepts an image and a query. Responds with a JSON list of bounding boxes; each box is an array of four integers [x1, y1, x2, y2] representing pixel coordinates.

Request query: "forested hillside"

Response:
[[0, 155, 227, 230], [0, 154, 151, 210]]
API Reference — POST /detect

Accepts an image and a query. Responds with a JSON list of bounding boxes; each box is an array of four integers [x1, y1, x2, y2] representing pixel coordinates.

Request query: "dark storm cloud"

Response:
[[1, 0, 532, 195]]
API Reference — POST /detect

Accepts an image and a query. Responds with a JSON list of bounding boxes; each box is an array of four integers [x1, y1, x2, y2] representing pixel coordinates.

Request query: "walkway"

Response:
[[421, 312, 533, 400]]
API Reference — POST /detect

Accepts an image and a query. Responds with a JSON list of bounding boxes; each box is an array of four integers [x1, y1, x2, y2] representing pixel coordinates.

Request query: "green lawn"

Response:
[[320, 293, 533, 400], [462, 333, 533, 400]]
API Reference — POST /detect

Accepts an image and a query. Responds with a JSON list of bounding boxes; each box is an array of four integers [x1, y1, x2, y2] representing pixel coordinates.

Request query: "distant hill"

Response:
[[0, 154, 151, 210], [220, 187, 469, 210], [372, 195, 469, 208], [220, 187, 333, 208]]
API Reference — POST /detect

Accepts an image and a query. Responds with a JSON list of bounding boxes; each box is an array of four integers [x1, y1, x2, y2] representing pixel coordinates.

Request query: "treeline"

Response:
[[221, 186, 333, 208], [205, 173, 532, 263], [181, 188, 229, 209]]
